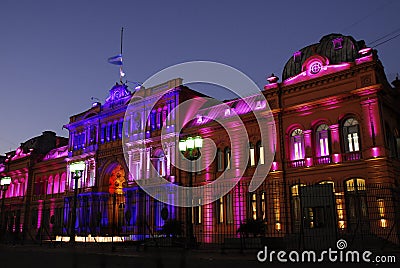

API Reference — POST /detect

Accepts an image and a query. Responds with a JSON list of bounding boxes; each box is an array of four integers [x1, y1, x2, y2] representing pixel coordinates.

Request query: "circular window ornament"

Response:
[[310, 61, 322, 74]]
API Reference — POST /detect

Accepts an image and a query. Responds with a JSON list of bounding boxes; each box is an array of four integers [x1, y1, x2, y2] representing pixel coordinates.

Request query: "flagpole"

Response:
[[120, 27, 124, 55], [120, 27, 124, 83]]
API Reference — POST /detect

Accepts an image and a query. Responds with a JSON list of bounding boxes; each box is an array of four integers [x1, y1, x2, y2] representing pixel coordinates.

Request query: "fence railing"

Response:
[[0, 181, 399, 251]]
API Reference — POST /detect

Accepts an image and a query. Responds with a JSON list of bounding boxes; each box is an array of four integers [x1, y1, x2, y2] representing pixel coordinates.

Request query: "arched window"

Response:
[[256, 141, 265, 165], [291, 129, 305, 160], [316, 124, 330, 156], [224, 147, 231, 170], [342, 118, 360, 152]]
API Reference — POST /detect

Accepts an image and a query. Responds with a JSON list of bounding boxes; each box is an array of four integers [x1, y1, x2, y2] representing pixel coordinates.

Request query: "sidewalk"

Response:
[[0, 242, 398, 268]]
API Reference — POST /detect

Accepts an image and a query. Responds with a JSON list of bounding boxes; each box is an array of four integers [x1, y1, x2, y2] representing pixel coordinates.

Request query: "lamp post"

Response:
[[179, 136, 203, 249], [69, 162, 85, 243], [0, 176, 11, 240]]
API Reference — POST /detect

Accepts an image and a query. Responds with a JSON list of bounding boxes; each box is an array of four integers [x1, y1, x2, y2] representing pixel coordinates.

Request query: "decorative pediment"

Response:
[[105, 83, 132, 105]]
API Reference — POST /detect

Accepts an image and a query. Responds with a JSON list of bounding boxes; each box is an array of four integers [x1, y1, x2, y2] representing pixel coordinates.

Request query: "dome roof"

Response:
[[282, 34, 366, 81]]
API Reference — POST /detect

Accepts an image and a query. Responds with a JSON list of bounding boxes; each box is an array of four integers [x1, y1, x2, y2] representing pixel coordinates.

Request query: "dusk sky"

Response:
[[0, 0, 399, 155]]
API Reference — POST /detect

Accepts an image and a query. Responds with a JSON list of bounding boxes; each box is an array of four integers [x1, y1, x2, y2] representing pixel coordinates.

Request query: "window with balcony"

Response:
[[291, 129, 305, 160], [316, 124, 330, 156], [342, 118, 360, 153]]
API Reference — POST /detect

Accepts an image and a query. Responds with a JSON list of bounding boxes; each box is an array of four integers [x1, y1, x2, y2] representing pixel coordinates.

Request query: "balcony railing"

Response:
[[287, 159, 305, 168], [342, 151, 361, 162], [315, 155, 331, 165]]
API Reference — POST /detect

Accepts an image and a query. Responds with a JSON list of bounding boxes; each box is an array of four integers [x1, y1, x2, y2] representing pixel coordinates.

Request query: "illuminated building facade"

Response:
[[1, 33, 400, 248], [0, 131, 68, 240]]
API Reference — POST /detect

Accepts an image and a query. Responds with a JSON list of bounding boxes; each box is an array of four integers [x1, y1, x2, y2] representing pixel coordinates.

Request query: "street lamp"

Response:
[[69, 162, 85, 243], [179, 136, 203, 249], [0, 176, 11, 240]]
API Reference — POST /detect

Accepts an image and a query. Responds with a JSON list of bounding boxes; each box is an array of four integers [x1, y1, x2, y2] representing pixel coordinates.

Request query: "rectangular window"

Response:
[[118, 122, 123, 139], [226, 151, 231, 170], [124, 119, 130, 137], [353, 133, 360, 151], [259, 146, 265, 165], [217, 150, 223, 171], [347, 134, 353, 152], [192, 199, 202, 224], [377, 199, 385, 218], [218, 197, 224, 223], [133, 162, 140, 181], [336, 194, 345, 229], [250, 148, 255, 166], [273, 195, 281, 230], [226, 193, 233, 224], [377, 198, 387, 227], [261, 192, 266, 221], [294, 141, 303, 160], [146, 151, 150, 174], [112, 124, 116, 140], [319, 137, 329, 156], [251, 193, 257, 220], [106, 125, 111, 142], [100, 126, 105, 143]]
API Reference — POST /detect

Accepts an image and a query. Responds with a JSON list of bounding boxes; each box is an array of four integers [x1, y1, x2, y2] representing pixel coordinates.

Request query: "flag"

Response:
[[108, 54, 123, 65], [119, 67, 125, 78]]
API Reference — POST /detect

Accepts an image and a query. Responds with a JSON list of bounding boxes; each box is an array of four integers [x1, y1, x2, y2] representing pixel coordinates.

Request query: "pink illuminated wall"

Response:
[[282, 62, 351, 86], [361, 98, 380, 142], [329, 124, 340, 145]]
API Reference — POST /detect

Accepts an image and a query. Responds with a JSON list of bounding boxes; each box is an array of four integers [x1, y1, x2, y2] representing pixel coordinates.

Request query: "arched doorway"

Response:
[[105, 164, 127, 235]]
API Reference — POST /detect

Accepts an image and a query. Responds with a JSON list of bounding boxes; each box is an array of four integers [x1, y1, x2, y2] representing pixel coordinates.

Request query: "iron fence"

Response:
[[0, 180, 399, 251]]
